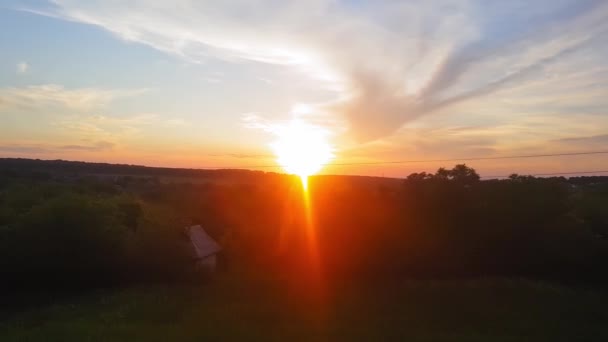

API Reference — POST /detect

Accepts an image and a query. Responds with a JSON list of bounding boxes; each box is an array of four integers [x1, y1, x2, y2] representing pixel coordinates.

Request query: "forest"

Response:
[[2, 158, 608, 289]]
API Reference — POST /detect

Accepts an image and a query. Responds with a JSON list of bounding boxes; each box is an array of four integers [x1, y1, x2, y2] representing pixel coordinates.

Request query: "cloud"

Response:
[[16, 61, 29, 74], [553, 134, 608, 147], [0, 84, 146, 112], [0, 140, 113, 154], [59, 140, 115, 151], [0, 83, 186, 159], [164, 118, 186, 126], [203, 76, 222, 84], [28, 0, 608, 143], [0, 144, 48, 154], [207, 152, 273, 159], [55, 113, 178, 142], [241, 112, 273, 132]]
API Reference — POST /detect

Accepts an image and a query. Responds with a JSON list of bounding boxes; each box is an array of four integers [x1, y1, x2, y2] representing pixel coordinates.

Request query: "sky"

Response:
[[1, 0, 608, 177]]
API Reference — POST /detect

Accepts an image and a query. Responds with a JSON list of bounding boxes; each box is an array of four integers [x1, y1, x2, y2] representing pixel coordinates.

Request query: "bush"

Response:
[[1, 194, 129, 288]]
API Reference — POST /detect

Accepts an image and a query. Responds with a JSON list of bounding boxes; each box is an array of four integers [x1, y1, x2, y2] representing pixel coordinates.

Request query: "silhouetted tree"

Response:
[[449, 164, 480, 185]]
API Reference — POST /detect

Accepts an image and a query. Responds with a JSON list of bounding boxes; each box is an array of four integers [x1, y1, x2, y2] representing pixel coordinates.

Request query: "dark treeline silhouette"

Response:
[[1, 159, 608, 292], [0, 158, 274, 179]]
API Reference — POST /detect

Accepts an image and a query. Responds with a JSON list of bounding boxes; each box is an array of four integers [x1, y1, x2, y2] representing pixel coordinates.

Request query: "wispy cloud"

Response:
[[29, 0, 608, 145], [207, 152, 274, 160], [0, 140, 114, 154], [55, 113, 185, 143], [0, 83, 187, 159], [241, 112, 273, 132], [16, 61, 29, 74], [0, 144, 48, 154], [0, 84, 146, 112], [59, 140, 115, 152], [553, 134, 608, 148]]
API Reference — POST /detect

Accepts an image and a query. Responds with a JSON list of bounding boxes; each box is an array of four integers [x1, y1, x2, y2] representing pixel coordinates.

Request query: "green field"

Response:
[[2, 276, 607, 342]]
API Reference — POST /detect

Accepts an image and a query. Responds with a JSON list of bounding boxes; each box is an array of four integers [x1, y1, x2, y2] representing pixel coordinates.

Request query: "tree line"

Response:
[[1, 160, 607, 292]]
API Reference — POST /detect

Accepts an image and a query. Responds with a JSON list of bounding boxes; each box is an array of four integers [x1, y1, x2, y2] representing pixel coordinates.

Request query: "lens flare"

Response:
[[271, 119, 334, 181]]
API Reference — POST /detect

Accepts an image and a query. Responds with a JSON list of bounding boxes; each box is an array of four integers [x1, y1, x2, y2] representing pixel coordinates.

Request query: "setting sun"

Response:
[[271, 119, 334, 184]]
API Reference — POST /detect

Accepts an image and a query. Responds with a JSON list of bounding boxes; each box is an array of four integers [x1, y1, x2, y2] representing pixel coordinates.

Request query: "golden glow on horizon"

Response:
[[272, 119, 334, 181]]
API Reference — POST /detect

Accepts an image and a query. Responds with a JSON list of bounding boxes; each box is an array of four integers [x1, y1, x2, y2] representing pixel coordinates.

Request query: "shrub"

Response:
[[1, 194, 129, 288]]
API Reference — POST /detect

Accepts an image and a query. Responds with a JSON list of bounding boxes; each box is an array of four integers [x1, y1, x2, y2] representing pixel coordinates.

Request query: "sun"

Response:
[[271, 119, 334, 186]]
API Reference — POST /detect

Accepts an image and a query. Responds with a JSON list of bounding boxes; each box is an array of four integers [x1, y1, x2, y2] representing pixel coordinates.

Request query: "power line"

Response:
[[203, 150, 608, 169], [482, 170, 608, 179], [327, 151, 608, 167]]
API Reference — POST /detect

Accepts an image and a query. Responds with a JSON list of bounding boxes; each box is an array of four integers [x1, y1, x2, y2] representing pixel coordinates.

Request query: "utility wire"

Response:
[[327, 151, 608, 167], [482, 170, 608, 179], [203, 150, 608, 169]]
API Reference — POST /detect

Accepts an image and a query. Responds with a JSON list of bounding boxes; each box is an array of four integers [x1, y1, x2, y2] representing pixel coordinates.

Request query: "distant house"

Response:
[[184, 225, 221, 272]]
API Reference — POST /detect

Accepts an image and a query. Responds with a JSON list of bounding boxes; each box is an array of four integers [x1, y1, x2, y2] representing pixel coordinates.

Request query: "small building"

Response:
[[184, 225, 221, 272]]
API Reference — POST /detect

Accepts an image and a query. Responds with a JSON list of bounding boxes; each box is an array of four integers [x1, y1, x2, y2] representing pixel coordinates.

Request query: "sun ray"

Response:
[[271, 117, 330, 303]]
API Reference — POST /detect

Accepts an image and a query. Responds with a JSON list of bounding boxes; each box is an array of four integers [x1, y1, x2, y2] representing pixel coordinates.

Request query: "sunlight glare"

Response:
[[271, 119, 334, 181], [300, 175, 308, 191]]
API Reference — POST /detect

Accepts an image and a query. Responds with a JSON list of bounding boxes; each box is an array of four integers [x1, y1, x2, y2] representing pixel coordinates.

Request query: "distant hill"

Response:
[[0, 158, 403, 186], [0, 158, 270, 178]]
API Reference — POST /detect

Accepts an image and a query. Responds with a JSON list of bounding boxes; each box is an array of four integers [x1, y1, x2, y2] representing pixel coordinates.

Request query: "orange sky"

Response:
[[1, 1, 608, 178]]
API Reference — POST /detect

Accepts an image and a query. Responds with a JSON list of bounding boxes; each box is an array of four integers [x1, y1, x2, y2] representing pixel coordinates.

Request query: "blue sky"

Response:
[[1, 0, 607, 176]]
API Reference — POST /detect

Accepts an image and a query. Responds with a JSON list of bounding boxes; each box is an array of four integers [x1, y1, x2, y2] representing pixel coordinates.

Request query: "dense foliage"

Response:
[[1, 159, 607, 291]]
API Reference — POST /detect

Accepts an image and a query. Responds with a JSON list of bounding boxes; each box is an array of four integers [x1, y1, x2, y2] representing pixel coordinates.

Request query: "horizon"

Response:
[[2, 0, 608, 178], [3, 156, 608, 180]]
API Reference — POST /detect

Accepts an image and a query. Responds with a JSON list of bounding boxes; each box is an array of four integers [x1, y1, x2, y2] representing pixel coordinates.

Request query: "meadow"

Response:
[[3, 276, 608, 342]]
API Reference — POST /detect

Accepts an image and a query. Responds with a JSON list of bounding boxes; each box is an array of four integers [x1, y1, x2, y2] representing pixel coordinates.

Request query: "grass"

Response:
[[2, 275, 608, 341]]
